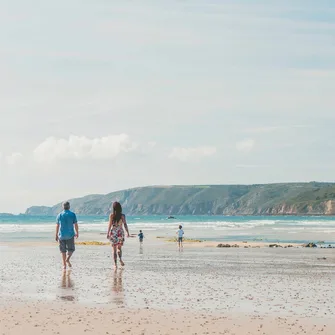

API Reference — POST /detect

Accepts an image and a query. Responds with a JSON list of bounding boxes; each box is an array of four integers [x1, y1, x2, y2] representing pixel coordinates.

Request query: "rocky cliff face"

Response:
[[24, 183, 335, 216], [25, 206, 54, 216], [325, 200, 335, 215]]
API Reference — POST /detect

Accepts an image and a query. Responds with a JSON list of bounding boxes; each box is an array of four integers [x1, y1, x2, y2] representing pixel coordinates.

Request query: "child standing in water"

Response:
[[138, 230, 144, 244], [176, 225, 184, 250]]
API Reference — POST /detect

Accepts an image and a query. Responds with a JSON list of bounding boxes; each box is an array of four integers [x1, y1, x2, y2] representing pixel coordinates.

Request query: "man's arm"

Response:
[[55, 214, 60, 241], [55, 224, 59, 241], [73, 214, 79, 238], [74, 223, 79, 239]]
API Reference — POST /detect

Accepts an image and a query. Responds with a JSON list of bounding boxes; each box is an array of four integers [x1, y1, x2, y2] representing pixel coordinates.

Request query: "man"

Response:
[[55, 201, 79, 270]]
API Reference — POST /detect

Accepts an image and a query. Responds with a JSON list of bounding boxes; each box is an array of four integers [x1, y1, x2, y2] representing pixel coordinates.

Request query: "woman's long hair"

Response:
[[112, 202, 122, 223]]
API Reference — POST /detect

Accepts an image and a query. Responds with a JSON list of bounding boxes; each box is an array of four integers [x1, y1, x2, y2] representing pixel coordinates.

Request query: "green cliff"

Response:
[[25, 182, 335, 216]]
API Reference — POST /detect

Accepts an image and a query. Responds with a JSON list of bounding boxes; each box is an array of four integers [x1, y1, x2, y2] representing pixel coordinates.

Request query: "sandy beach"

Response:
[[1, 235, 334, 334], [2, 303, 334, 335]]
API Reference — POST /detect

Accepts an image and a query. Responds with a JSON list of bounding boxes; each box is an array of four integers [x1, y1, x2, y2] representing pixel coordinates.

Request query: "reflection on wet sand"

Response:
[[58, 270, 75, 302], [111, 269, 124, 306], [139, 245, 143, 255]]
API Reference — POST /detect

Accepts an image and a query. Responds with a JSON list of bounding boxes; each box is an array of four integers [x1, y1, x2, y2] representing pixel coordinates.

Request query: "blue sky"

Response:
[[0, 0, 334, 212]]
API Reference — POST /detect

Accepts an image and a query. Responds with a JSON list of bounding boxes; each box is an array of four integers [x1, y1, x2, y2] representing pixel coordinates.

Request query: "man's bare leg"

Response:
[[66, 252, 73, 268], [61, 253, 67, 270]]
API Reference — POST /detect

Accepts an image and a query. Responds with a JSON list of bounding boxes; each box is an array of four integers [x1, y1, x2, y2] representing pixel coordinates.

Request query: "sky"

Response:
[[0, 0, 334, 213]]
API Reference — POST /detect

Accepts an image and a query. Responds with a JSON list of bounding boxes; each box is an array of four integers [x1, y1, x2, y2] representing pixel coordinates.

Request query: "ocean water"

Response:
[[0, 215, 335, 245]]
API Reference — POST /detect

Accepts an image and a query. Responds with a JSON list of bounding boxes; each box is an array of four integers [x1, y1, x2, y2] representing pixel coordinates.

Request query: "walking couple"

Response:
[[55, 201, 129, 270]]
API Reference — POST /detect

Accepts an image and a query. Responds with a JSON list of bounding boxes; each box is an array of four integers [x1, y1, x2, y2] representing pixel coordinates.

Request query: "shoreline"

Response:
[[1, 238, 332, 249], [4, 213, 335, 217], [0, 240, 308, 248]]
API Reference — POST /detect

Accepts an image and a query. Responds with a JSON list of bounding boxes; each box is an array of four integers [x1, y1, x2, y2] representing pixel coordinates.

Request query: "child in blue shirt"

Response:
[[138, 230, 144, 244]]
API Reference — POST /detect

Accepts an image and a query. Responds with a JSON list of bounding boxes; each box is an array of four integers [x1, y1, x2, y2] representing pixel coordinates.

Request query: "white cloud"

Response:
[[236, 139, 255, 152], [169, 146, 217, 162], [33, 134, 137, 162], [6, 152, 24, 165], [147, 141, 157, 149]]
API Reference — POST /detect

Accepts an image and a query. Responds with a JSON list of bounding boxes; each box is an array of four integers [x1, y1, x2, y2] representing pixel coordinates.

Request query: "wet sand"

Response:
[[1, 238, 334, 334]]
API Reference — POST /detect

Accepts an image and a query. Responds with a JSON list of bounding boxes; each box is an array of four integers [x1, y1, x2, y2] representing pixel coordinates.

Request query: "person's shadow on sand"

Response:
[[58, 270, 76, 302], [139, 244, 143, 255]]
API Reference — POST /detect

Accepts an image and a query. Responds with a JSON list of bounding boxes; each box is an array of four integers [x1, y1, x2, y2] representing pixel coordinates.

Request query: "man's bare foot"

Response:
[[66, 259, 72, 268], [120, 260, 125, 267], [63, 265, 67, 271], [114, 264, 117, 270]]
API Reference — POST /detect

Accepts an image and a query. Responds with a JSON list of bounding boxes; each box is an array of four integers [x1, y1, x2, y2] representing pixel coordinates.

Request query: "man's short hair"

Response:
[[63, 201, 70, 210]]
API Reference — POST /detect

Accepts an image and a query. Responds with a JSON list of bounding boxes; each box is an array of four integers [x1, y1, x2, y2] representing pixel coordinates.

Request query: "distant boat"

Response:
[[167, 216, 176, 219]]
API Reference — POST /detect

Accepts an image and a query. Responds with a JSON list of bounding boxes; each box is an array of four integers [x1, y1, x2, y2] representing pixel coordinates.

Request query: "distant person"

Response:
[[138, 230, 144, 244], [55, 201, 79, 270], [107, 202, 130, 269], [176, 225, 184, 249]]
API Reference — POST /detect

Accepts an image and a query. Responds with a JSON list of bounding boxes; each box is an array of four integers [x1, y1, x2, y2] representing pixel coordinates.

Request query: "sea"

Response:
[[0, 214, 335, 246]]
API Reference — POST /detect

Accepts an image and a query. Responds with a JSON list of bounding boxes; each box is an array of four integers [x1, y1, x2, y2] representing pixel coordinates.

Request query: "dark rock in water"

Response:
[[269, 244, 282, 248], [217, 243, 239, 248], [317, 257, 327, 260], [327, 244, 333, 248], [303, 242, 317, 248]]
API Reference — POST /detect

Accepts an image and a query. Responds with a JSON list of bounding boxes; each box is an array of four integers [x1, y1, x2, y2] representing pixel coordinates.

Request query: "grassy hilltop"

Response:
[[25, 182, 335, 216]]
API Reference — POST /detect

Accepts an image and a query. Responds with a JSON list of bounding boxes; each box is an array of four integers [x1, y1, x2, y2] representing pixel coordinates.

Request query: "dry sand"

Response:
[[1, 303, 334, 335]]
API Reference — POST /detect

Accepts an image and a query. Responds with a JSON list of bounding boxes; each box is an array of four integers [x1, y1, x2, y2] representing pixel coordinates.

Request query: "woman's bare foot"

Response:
[[114, 264, 117, 270], [66, 259, 72, 268], [120, 259, 125, 267]]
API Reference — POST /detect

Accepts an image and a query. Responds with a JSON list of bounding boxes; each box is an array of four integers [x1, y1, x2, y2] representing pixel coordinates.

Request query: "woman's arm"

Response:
[[107, 214, 113, 239], [122, 214, 130, 237]]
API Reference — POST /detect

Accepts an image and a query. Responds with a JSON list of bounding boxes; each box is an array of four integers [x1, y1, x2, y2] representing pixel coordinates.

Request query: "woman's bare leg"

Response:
[[118, 245, 124, 266], [113, 245, 118, 269]]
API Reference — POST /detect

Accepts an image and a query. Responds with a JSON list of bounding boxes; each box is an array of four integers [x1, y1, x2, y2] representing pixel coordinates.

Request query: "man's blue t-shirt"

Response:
[[56, 210, 77, 240]]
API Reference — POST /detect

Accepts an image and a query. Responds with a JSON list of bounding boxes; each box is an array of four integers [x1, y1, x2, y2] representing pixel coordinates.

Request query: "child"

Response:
[[176, 225, 184, 249], [138, 230, 144, 244]]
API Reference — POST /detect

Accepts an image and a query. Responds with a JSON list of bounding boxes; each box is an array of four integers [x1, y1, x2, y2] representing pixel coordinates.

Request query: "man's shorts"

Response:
[[178, 237, 183, 242], [59, 237, 75, 253]]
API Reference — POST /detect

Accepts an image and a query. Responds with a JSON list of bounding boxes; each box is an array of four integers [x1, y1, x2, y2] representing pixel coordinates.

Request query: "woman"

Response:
[[107, 202, 130, 269]]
